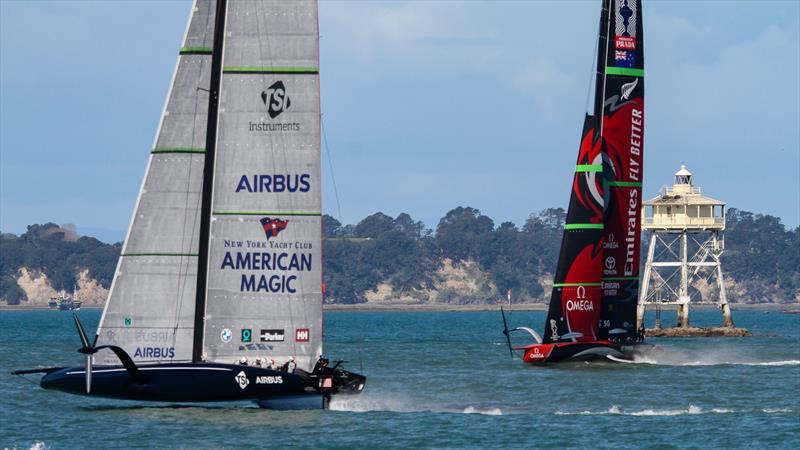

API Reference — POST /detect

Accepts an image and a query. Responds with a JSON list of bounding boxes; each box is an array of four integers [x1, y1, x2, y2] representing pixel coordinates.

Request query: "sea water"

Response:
[[1, 309, 798, 449]]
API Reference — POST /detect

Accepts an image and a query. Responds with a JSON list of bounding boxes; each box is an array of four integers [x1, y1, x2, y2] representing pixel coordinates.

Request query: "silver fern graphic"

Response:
[[621, 78, 639, 100]]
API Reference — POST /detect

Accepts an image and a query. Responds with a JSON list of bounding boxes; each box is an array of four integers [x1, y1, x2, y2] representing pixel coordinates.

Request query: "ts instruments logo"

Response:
[[261, 81, 291, 119], [235, 370, 250, 390], [260, 217, 288, 240]]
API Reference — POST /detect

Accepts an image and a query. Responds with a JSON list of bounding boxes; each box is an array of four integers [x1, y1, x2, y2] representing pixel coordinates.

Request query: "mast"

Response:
[[193, 0, 227, 362]]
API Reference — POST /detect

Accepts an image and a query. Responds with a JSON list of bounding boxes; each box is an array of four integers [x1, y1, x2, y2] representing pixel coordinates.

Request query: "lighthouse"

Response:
[[636, 164, 734, 330]]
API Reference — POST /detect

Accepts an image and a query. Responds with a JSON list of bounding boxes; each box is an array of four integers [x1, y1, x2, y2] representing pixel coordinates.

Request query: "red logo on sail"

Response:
[[615, 36, 635, 50], [260, 217, 288, 239]]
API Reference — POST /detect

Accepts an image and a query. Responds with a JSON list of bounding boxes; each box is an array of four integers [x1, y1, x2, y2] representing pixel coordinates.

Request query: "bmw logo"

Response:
[[221, 328, 232, 343]]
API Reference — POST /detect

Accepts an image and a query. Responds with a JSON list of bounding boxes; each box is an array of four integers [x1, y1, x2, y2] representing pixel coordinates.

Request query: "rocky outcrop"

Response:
[[6, 267, 107, 306], [75, 268, 109, 305], [15, 268, 58, 305]]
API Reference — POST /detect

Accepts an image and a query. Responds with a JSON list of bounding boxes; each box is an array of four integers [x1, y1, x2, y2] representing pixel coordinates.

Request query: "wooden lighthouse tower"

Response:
[[636, 164, 734, 330]]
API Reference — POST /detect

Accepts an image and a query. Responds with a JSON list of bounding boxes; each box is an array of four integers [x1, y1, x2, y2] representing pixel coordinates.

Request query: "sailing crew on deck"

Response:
[[282, 356, 296, 373], [266, 358, 276, 370], [238, 357, 248, 366]]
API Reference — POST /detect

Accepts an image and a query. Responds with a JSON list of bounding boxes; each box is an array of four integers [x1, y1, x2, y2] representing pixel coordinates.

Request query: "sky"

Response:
[[1, 0, 798, 243]]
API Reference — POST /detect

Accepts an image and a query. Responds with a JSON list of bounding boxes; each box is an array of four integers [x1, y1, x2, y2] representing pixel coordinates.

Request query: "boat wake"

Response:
[[628, 356, 800, 367], [554, 405, 792, 416], [329, 396, 502, 416], [622, 346, 800, 367]]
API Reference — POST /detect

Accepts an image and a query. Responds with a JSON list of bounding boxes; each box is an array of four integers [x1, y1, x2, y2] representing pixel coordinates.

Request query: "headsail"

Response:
[[598, 0, 644, 340], [94, 0, 216, 364], [198, 0, 322, 371]]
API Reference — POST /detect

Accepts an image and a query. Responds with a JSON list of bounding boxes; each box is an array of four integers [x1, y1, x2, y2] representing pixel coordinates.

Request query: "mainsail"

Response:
[[597, 0, 644, 340], [542, 0, 644, 343], [198, 0, 322, 371], [95, 0, 215, 364]]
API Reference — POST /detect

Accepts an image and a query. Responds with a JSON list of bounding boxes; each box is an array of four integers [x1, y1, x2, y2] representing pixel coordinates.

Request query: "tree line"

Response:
[[1, 208, 797, 305]]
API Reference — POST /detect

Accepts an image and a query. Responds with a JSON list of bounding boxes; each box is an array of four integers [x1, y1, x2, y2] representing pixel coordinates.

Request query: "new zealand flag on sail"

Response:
[[614, 50, 636, 68], [260, 217, 288, 239]]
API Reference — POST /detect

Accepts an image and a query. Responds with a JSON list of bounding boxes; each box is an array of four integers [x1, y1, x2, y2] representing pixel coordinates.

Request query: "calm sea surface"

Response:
[[1, 309, 798, 449]]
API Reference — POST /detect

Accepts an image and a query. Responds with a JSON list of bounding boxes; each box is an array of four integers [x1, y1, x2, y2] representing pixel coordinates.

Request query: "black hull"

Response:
[[521, 341, 653, 364], [38, 362, 365, 409]]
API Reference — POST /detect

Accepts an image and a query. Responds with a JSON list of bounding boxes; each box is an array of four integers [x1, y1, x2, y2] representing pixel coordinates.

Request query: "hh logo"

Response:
[[295, 328, 310, 342], [261, 81, 291, 119], [260, 217, 288, 239]]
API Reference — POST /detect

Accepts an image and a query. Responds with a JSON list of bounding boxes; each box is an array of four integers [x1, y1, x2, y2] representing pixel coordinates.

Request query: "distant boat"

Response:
[[15, 0, 364, 409], [48, 288, 81, 311], [501, 0, 652, 363]]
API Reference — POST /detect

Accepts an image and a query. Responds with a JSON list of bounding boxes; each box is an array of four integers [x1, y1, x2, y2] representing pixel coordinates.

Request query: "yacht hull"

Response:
[[520, 341, 653, 364], [38, 362, 364, 409]]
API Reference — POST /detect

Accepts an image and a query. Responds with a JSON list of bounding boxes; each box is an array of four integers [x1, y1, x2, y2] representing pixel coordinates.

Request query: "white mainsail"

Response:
[[200, 0, 323, 371], [94, 0, 215, 364]]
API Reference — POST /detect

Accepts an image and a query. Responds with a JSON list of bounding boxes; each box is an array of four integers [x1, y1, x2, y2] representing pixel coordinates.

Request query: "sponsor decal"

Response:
[[260, 217, 288, 240], [221, 328, 232, 343], [604, 233, 620, 249], [615, 0, 637, 38], [241, 328, 252, 343], [218, 219, 316, 295], [261, 81, 291, 118], [135, 330, 175, 343], [566, 299, 595, 311], [124, 317, 133, 327], [105, 329, 116, 341], [256, 376, 283, 385], [260, 329, 285, 342], [549, 319, 559, 341], [615, 35, 636, 50], [565, 284, 594, 312], [235, 174, 311, 193], [295, 328, 310, 342], [134, 347, 175, 359], [531, 347, 546, 359], [249, 81, 300, 132], [614, 50, 636, 68], [235, 370, 250, 389], [605, 257, 616, 270]]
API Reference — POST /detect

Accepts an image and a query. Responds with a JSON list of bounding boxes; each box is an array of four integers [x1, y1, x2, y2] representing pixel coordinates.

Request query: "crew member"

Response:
[[282, 356, 296, 373], [238, 357, 248, 366], [267, 358, 276, 370]]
